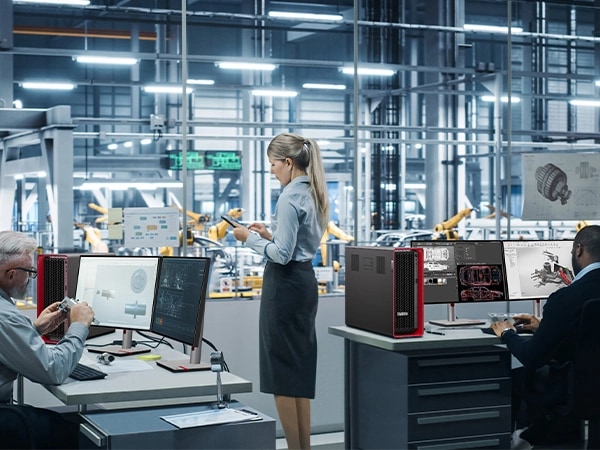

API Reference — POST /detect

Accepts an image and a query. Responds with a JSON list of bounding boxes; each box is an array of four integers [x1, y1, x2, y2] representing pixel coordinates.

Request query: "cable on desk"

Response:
[[136, 331, 174, 349], [85, 340, 138, 349], [85, 334, 174, 351]]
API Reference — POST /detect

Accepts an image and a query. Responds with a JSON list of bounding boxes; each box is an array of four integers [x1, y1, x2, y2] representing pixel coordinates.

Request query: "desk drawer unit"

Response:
[[347, 342, 511, 449], [79, 401, 275, 450]]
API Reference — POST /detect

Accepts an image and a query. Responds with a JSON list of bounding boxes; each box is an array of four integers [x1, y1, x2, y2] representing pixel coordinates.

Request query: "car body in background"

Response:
[[371, 230, 435, 248]]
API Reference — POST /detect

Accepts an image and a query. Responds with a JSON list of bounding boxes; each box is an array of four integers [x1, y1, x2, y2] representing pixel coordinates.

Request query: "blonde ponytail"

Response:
[[267, 133, 330, 229]]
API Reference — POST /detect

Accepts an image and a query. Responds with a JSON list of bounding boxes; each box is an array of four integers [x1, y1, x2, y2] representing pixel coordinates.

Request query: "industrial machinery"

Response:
[[320, 221, 354, 266], [576, 220, 590, 232], [433, 208, 473, 240], [483, 204, 510, 219], [184, 209, 211, 232], [74, 222, 109, 253], [88, 203, 109, 223]]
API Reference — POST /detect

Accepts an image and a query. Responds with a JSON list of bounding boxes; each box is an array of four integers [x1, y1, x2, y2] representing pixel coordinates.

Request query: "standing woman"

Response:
[[232, 133, 329, 449]]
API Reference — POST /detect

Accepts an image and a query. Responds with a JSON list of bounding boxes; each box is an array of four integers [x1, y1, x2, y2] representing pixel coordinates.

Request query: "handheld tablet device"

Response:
[[221, 215, 241, 227]]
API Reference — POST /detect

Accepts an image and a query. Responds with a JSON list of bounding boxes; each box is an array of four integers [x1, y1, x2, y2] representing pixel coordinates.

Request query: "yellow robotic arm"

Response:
[[88, 203, 109, 224], [320, 221, 354, 266], [433, 208, 473, 240], [207, 208, 243, 241], [75, 222, 109, 253], [181, 209, 211, 232]]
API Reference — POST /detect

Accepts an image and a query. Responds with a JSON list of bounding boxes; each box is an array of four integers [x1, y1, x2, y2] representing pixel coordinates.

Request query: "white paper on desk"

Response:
[[161, 408, 261, 429], [97, 360, 153, 373]]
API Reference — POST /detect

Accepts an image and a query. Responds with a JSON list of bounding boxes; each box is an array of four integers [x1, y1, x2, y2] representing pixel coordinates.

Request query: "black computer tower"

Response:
[[345, 246, 424, 338]]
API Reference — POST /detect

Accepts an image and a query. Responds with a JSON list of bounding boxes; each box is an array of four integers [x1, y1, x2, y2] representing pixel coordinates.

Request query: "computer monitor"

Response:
[[502, 239, 574, 315], [75, 255, 160, 355], [411, 240, 507, 326], [151, 256, 212, 372]]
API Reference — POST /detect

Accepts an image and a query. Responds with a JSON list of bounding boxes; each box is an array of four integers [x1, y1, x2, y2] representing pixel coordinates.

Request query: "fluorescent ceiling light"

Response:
[[14, 0, 90, 5], [464, 24, 523, 34], [140, 138, 152, 145], [188, 79, 215, 85], [569, 99, 600, 107], [340, 66, 396, 77], [251, 89, 298, 98], [268, 11, 343, 22], [405, 183, 426, 190], [74, 55, 138, 65], [143, 85, 194, 94], [481, 95, 521, 103], [78, 181, 183, 191], [303, 83, 346, 90], [21, 81, 76, 90], [13, 171, 46, 179], [594, 80, 600, 87], [107, 143, 118, 150], [216, 61, 277, 71]]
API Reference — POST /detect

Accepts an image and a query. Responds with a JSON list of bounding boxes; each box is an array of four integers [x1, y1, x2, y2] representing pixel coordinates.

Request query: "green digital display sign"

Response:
[[168, 150, 242, 171]]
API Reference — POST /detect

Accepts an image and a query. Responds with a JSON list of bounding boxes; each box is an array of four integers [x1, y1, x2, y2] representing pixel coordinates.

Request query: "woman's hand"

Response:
[[248, 223, 272, 240]]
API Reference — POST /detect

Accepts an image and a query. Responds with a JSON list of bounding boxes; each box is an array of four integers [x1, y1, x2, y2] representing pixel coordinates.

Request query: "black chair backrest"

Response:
[[0, 405, 35, 449], [572, 298, 600, 418]]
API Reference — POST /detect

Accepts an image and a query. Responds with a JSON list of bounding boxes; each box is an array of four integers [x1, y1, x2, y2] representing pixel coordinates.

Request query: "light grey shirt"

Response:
[[0, 288, 88, 403], [246, 175, 324, 264]]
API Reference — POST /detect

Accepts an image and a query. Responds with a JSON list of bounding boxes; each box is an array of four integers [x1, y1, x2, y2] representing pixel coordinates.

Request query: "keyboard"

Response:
[[480, 325, 534, 336], [69, 363, 107, 381]]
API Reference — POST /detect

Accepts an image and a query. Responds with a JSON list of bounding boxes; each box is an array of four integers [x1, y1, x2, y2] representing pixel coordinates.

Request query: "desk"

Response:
[[45, 340, 252, 408], [46, 362, 251, 408], [330, 325, 512, 449], [41, 333, 273, 449]]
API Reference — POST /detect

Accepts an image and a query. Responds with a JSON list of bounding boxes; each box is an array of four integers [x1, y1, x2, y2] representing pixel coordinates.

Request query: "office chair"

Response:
[[572, 298, 600, 450], [0, 405, 36, 449]]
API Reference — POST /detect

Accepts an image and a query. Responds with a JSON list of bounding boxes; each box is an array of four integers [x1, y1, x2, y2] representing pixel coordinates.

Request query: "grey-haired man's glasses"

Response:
[[7, 267, 38, 279]]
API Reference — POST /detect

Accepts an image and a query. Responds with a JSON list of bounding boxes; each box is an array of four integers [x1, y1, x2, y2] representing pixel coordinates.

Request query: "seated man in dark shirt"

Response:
[[490, 225, 600, 449]]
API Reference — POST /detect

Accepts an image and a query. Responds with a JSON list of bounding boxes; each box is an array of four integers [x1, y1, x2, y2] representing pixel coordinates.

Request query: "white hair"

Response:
[[0, 231, 38, 267]]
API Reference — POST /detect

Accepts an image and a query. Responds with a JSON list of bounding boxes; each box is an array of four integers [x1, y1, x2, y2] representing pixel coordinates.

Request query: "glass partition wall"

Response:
[[4, 1, 600, 250]]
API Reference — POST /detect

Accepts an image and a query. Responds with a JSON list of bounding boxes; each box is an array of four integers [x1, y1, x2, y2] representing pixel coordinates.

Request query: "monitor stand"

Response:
[[86, 329, 151, 356], [428, 303, 486, 327], [157, 346, 210, 372], [533, 299, 542, 317]]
